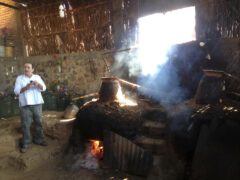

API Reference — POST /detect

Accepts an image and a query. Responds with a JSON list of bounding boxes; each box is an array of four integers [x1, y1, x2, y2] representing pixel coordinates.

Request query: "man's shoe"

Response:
[[34, 141, 48, 146], [20, 147, 27, 153]]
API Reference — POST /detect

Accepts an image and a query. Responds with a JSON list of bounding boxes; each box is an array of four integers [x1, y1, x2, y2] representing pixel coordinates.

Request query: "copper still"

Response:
[[98, 77, 120, 102]]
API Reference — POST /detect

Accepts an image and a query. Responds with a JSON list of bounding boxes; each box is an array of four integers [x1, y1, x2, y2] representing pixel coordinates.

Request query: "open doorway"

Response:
[[138, 6, 196, 75]]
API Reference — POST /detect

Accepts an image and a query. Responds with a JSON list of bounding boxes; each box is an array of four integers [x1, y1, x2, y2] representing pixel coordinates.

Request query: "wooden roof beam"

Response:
[[0, 1, 19, 10]]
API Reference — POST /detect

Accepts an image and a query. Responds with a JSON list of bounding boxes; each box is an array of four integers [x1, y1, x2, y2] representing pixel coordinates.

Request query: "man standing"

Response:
[[14, 63, 47, 153]]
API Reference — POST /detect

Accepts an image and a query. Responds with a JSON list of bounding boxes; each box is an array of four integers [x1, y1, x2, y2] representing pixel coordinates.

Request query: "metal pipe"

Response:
[[103, 46, 138, 55], [117, 77, 141, 89], [71, 93, 98, 101], [0, 2, 19, 10]]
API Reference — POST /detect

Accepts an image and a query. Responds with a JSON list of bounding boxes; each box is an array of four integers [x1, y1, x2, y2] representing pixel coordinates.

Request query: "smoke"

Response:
[[111, 50, 141, 79], [110, 44, 195, 107], [138, 59, 188, 106], [111, 6, 197, 105]]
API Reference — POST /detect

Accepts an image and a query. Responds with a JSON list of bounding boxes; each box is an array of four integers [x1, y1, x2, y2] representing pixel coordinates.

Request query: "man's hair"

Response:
[[24, 63, 34, 69]]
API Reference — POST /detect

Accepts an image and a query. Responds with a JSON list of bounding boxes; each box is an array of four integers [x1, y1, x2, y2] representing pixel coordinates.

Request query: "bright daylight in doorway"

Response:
[[138, 6, 196, 75]]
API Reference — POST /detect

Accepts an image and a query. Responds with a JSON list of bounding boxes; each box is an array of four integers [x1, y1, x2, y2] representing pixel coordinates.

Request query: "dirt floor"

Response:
[[0, 111, 146, 180]]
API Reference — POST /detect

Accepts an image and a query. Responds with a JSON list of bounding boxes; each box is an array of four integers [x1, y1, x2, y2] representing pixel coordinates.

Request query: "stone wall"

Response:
[[0, 58, 20, 94], [0, 50, 114, 96], [23, 51, 113, 96]]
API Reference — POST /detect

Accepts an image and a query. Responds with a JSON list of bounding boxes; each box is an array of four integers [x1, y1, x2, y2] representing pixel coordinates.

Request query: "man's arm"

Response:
[[14, 76, 33, 94], [34, 75, 46, 91], [33, 81, 44, 90], [14, 77, 22, 95], [20, 84, 31, 93]]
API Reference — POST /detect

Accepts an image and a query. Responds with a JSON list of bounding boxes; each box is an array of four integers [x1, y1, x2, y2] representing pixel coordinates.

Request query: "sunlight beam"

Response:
[[138, 6, 196, 75]]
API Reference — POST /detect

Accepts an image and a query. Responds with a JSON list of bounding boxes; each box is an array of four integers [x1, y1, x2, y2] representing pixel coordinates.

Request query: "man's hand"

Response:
[[33, 81, 43, 90], [20, 81, 44, 93], [20, 83, 33, 93]]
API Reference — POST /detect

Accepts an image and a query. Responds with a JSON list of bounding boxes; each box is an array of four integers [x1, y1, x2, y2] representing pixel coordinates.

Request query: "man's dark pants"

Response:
[[20, 104, 44, 148]]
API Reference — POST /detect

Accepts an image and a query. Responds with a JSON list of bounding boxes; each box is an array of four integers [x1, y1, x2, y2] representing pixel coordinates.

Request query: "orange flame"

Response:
[[90, 140, 103, 159]]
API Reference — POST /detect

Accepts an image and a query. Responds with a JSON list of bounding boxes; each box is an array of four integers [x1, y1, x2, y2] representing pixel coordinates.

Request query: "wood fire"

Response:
[[90, 140, 103, 159], [116, 85, 137, 107]]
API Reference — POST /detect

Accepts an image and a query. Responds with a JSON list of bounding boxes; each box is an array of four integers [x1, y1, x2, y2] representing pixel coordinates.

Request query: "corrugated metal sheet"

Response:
[[103, 130, 153, 177]]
